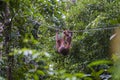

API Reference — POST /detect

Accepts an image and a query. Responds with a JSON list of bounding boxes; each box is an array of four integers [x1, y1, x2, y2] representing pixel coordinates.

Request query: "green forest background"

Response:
[[0, 0, 120, 80]]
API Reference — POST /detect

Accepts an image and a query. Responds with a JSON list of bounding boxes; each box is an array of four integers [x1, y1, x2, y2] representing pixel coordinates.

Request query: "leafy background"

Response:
[[0, 0, 120, 80]]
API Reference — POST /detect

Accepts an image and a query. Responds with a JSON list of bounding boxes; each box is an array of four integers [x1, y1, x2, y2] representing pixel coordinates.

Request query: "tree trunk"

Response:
[[3, 2, 13, 80]]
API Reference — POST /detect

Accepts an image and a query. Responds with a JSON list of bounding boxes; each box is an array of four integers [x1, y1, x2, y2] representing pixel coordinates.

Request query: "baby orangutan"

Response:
[[56, 30, 72, 55]]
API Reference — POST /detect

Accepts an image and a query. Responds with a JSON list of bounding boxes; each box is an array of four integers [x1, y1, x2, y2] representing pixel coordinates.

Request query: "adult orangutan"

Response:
[[56, 30, 72, 55]]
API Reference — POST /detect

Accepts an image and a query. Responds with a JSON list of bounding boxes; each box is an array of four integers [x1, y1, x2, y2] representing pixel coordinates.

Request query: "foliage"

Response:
[[12, 49, 49, 80], [87, 60, 112, 80], [0, 0, 120, 80]]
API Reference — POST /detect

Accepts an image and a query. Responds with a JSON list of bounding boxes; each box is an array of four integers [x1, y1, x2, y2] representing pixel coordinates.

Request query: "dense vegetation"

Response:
[[0, 0, 120, 80]]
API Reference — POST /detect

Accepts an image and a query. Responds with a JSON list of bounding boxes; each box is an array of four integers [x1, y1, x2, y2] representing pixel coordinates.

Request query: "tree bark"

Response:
[[3, 2, 13, 80]]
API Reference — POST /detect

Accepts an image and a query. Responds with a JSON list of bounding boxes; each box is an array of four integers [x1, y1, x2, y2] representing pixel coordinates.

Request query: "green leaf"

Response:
[[74, 73, 86, 78], [36, 70, 45, 76], [88, 60, 112, 67], [33, 74, 39, 80], [96, 69, 104, 75], [63, 73, 72, 78]]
